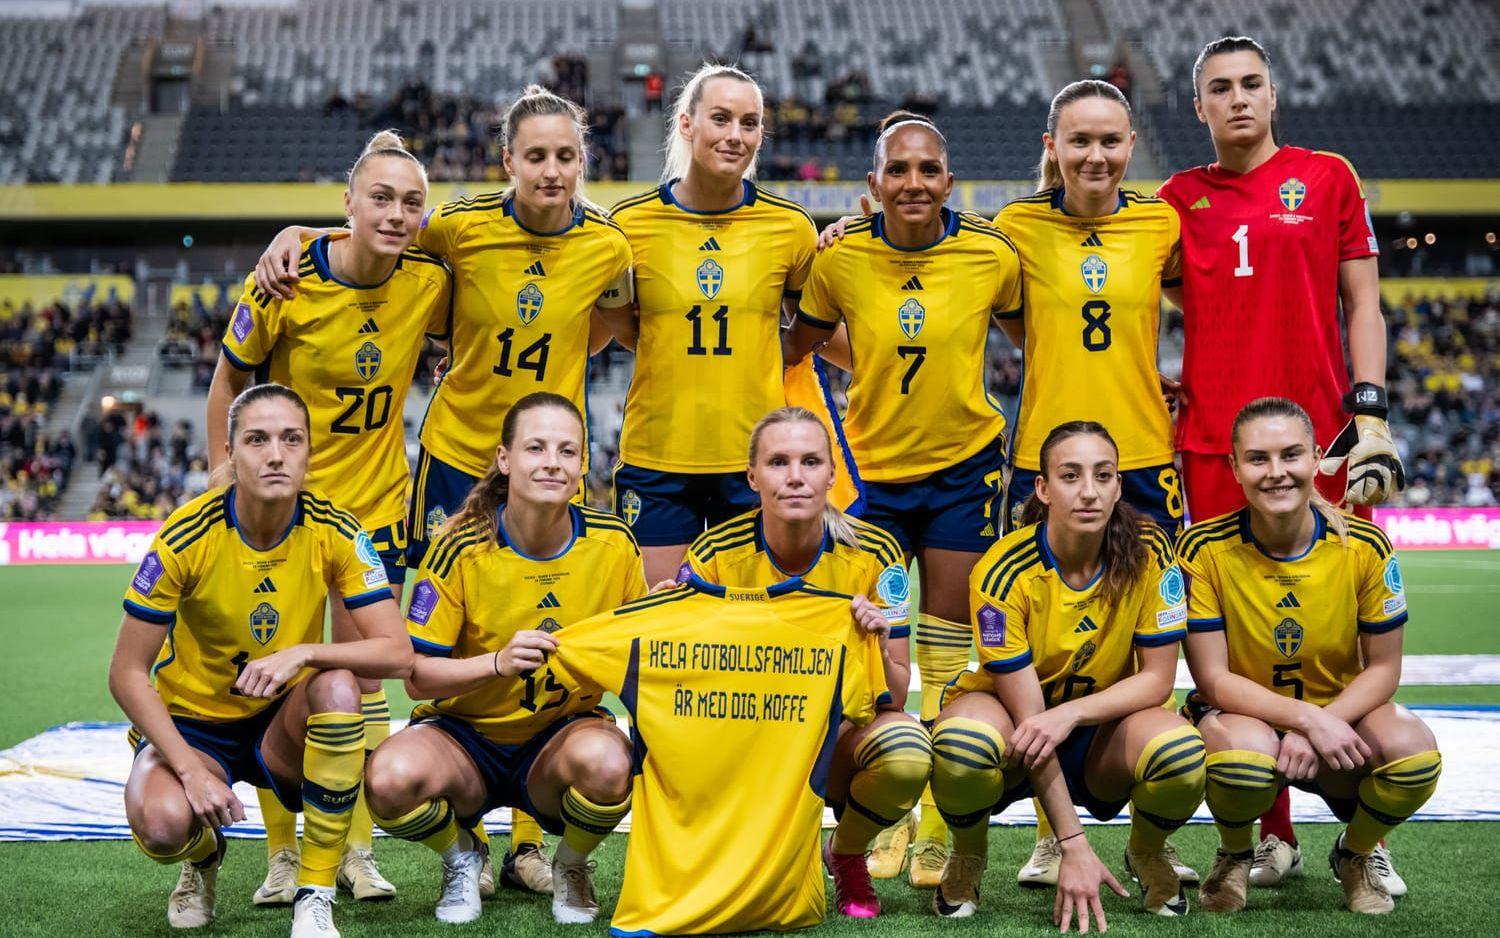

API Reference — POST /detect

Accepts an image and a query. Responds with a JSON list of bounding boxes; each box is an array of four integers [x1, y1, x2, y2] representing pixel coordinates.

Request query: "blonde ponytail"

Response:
[[662, 63, 763, 182]]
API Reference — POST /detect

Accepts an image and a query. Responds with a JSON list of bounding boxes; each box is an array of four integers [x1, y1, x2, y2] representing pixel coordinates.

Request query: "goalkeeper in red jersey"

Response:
[[1157, 34, 1406, 898]]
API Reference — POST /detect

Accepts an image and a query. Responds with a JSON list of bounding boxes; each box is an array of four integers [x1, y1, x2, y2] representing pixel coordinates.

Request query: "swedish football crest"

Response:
[[425, 505, 448, 539], [250, 601, 280, 645], [1081, 254, 1107, 294], [1071, 638, 1097, 673], [898, 298, 925, 339], [355, 341, 382, 382], [1279, 177, 1307, 212], [538, 617, 562, 633], [517, 282, 544, 325], [621, 489, 642, 526], [1274, 617, 1303, 658], [696, 258, 724, 299]]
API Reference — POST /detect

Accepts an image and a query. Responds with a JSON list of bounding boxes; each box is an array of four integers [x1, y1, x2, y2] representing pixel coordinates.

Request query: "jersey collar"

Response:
[[224, 485, 302, 552], [684, 571, 807, 598], [309, 234, 398, 289], [660, 178, 757, 214], [755, 510, 834, 578], [1035, 521, 1106, 593], [1050, 187, 1126, 217], [872, 206, 960, 252], [1239, 505, 1327, 562], [495, 503, 585, 561], [502, 196, 586, 236]]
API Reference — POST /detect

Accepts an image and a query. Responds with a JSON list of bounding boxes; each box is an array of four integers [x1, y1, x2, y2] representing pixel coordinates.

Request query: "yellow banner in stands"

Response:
[[0, 274, 135, 311], [1379, 277, 1499, 305], [2, 179, 1497, 219]]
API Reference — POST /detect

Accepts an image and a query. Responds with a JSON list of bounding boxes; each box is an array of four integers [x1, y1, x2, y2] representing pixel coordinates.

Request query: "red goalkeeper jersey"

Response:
[[1157, 145, 1379, 455]]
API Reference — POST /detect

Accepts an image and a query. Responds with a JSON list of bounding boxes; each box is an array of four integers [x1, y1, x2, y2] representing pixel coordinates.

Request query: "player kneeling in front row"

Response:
[[109, 384, 414, 936], [1180, 398, 1440, 915], [364, 393, 646, 925], [930, 422, 1205, 929]]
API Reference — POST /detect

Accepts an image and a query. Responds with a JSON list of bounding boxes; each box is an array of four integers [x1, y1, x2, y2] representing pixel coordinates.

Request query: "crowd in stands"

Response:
[[84, 408, 211, 522], [321, 55, 629, 183]]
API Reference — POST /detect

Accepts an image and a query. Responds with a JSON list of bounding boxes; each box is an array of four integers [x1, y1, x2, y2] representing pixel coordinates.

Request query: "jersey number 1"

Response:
[[1232, 225, 1254, 278]]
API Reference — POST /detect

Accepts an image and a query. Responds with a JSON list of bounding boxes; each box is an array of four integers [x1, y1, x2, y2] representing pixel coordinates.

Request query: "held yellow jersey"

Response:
[[997, 190, 1181, 471], [545, 575, 887, 936], [403, 504, 647, 743], [612, 180, 816, 472], [222, 234, 450, 529], [686, 508, 911, 631], [122, 487, 393, 722], [798, 209, 1023, 482], [952, 520, 1186, 707], [1177, 508, 1408, 707], [416, 196, 633, 476]]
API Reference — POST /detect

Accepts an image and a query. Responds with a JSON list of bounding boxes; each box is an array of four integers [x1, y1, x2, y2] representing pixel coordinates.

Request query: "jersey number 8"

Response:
[[1081, 300, 1112, 351]]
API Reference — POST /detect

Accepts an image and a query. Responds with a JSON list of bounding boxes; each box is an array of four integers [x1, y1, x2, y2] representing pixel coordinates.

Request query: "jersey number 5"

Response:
[[519, 669, 570, 713]]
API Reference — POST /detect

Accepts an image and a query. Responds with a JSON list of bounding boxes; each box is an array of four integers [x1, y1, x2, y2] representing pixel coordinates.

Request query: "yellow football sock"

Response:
[[298, 712, 365, 887], [831, 721, 933, 854], [915, 613, 971, 722], [1035, 799, 1053, 840], [559, 787, 631, 857], [510, 810, 544, 849], [930, 717, 1006, 856], [345, 690, 390, 852], [1204, 750, 1277, 854], [1345, 750, 1441, 854], [473, 821, 492, 849], [259, 786, 298, 855], [374, 798, 461, 854], [133, 825, 219, 866], [1128, 724, 1207, 854]]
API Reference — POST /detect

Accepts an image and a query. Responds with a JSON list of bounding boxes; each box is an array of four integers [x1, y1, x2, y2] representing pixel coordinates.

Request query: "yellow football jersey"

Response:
[[404, 505, 647, 743], [612, 181, 816, 472], [545, 575, 887, 935], [415, 195, 633, 476], [222, 234, 450, 529], [1177, 509, 1408, 707], [687, 508, 911, 631], [122, 487, 393, 722], [996, 189, 1181, 471], [798, 209, 1023, 482], [952, 520, 1186, 707]]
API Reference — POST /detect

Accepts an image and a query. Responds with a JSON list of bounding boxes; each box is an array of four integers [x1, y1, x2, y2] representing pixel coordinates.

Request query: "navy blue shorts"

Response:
[[367, 518, 409, 584], [611, 462, 757, 547], [861, 435, 1005, 554], [130, 692, 301, 812], [406, 447, 481, 570], [1006, 462, 1184, 535], [992, 724, 1129, 822], [411, 710, 610, 833], [1180, 690, 1357, 822]]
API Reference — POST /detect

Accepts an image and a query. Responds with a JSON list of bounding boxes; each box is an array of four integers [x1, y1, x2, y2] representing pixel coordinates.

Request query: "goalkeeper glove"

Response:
[[1319, 382, 1406, 506]]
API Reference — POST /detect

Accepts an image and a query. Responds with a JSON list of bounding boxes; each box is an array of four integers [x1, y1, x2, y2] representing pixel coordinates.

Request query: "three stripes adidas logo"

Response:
[[536, 592, 561, 609], [1079, 232, 1103, 248], [253, 577, 277, 594], [1189, 196, 1211, 211], [1074, 615, 1099, 633], [357, 318, 379, 334], [523, 260, 547, 276], [1275, 591, 1301, 609], [900, 276, 923, 291], [698, 237, 721, 251]]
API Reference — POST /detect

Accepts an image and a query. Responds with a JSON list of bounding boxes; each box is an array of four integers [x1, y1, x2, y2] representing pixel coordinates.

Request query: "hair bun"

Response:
[[363, 129, 407, 154]]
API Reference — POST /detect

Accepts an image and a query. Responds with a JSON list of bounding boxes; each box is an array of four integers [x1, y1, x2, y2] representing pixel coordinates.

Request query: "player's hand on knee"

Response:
[[253, 227, 308, 300], [1006, 706, 1077, 769], [1276, 731, 1319, 780], [495, 630, 559, 677], [815, 196, 872, 251], [234, 645, 312, 698], [1055, 837, 1128, 933], [182, 770, 245, 830], [849, 594, 889, 639], [1303, 707, 1372, 772]]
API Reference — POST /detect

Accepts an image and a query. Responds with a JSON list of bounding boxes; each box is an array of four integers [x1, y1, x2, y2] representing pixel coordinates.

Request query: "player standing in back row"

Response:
[[1156, 36, 1406, 892]]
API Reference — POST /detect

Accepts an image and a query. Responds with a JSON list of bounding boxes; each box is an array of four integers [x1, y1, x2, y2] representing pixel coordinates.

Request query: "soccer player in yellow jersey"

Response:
[[604, 64, 816, 585], [109, 385, 412, 937], [996, 78, 1197, 891], [252, 87, 634, 890], [929, 422, 1205, 927], [684, 407, 929, 918], [790, 110, 1023, 885], [209, 131, 447, 903], [362, 393, 646, 926], [1179, 398, 1439, 915]]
